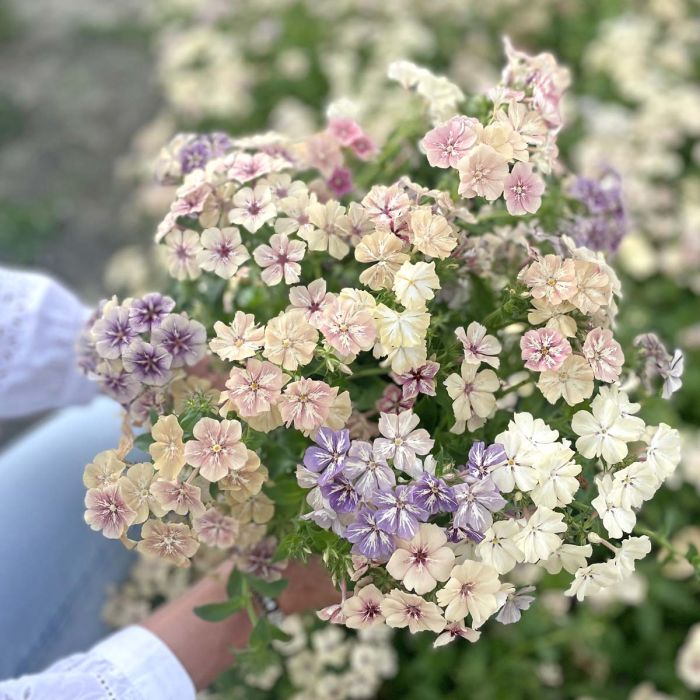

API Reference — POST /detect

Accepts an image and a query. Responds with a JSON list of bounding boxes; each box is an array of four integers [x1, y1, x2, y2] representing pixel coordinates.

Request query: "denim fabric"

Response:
[[0, 397, 136, 678]]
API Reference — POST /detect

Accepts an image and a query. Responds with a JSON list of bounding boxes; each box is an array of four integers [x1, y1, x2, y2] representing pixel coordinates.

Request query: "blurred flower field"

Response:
[[2, 0, 700, 698]]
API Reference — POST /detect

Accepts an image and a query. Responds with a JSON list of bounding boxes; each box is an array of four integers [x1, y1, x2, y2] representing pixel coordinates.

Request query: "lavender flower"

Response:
[[411, 473, 457, 515], [496, 586, 535, 624], [345, 508, 395, 560], [320, 476, 360, 514], [152, 314, 207, 368], [303, 427, 351, 486], [634, 333, 685, 399], [446, 523, 485, 545], [453, 475, 506, 533], [96, 362, 141, 404], [92, 305, 138, 359], [122, 339, 172, 386], [467, 441, 507, 479], [343, 440, 395, 498], [373, 485, 427, 540], [129, 293, 175, 333]]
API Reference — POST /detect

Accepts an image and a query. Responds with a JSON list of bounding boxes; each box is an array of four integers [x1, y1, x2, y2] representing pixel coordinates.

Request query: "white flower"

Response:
[[228, 184, 276, 232], [444, 362, 499, 422], [508, 412, 559, 451], [530, 443, 581, 508], [611, 461, 658, 509], [513, 507, 567, 563], [476, 519, 525, 574], [342, 584, 385, 629], [572, 396, 645, 465], [386, 524, 455, 594], [591, 474, 636, 539], [644, 423, 681, 480], [374, 410, 434, 473], [455, 321, 502, 369], [490, 430, 539, 493], [433, 621, 481, 648], [374, 305, 430, 349], [436, 560, 502, 627], [540, 543, 592, 575], [677, 623, 700, 691], [392, 261, 441, 310], [612, 535, 652, 578], [380, 589, 445, 634], [565, 561, 619, 601]]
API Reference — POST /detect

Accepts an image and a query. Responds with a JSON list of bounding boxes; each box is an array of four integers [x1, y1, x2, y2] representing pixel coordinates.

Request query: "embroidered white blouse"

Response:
[[0, 267, 97, 418]]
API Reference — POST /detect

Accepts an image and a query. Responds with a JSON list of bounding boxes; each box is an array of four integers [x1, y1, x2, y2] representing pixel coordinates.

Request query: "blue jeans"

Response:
[[0, 397, 136, 678]]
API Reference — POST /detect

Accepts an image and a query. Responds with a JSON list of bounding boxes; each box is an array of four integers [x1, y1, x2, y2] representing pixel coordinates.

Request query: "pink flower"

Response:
[[583, 328, 624, 383], [376, 384, 415, 414], [149, 479, 204, 517], [327, 167, 353, 198], [328, 117, 364, 146], [184, 417, 248, 482], [318, 297, 376, 357], [279, 378, 338, 432], [503, 162, 545, 215], [253, 232, 306, 286], [84, 484, 136, 539], [226, 152, 274, 183], [193, 508, 239, 548], [457, 144, 509, 201], [288, 279, 332, 326], [520, 328, 572, 372], [361, 184, 411, 230], [305, 132, 343, 177], [421, 116, 478, 169], [222, 358, 289, 417], [350, 135, 378, 161], [522, 255, 577, 306], [393, 361, 440, 401]]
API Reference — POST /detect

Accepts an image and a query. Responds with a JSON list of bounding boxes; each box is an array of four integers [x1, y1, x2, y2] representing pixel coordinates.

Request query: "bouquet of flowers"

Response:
[[79, 41, 685, 659]]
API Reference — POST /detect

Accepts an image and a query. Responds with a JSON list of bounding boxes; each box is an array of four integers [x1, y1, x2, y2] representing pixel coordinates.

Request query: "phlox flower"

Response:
[[433, 621, 481, 648], [227, 151, 274, 183], [228, 185, 276, 233], [84, 484, 135, 539], [572, 397, 645, 465], [220, 450, 266, 501], [476, 520, 524, 574], [288, 279, 332, 326], [275, 190, 315, 238], [507, 413, 560, 451], [119, 463, 160, 524], [137, 520, 199, 567], [83, 450, 125, 489], [222, 358, 288, 417], [374, 410, 434, 473], [512, 506, 566, 563], [436, 560, 502, 627], [611, 462, 658, 510], [467, 441, 507, 478], [455, 322, 502, 369], [318, 297, 377, 357], [476, 121, 522, 161], [537, 354, 594, 406], [337, 201, 373, 246], [409, 207, 458, 259], [393, 361, 440, 401], [193, 508, 239, 549], [184, 417, 247, 482], [253, 232, 306, 286], [321, 476, 360, 513], [583, 328, 624, 383], [122, 339, 172, 386], [453, 475, 506, 534], [376, 384, 414, 414], [520, 327, 572, 372], [197, 226, 249, 279], [503, 162, 545, 215], [361, 184, 410, 230], [496, 586, 536, 625], [349, 135, 378, 161], [386, 524, 456, 595], [565, 561, 619, 602], [530, 443, 581, 508], [152, 314, 207, 368], [392, 261, 441, 311], [263, 309, 318, 371], [591, 474, 637, 539], [258, 173, 306, 202], [150, 479, 204, 517], [279, 378, 337, 432], [327, 116, 364, 147], [644, 423, 681, 480], [342, 584, 385, 629], [540, 543, 591, 575], [527, 298, 577, 338], [92, 303, 138, 359], [613, 536, 652, 578], [164, 229, 202, 281], [384, 344, 429, 375], [305, 132, 343, 177], [521, 255, 576, 306], [344, 441, 395, 497], [303, 199, 350, 260], [411, 473, 457, 515], [303, 427, 351, 486], [345, 508, 395, 560], [210, 311, 264, 362], [327, 167, 353, 198], [128, 293, 175, 334], [570, 260, 611, 314], [490, 431, 539, 493], [444, 362, 499, 421], [420, 115, 478, 168], [374, 305, 430, 350], [355, 230, 409, 291], [373, 486, 428, 540], [380, 589, 446, 634], [149, 414, 186, 480], [457, 144, 509, 201]]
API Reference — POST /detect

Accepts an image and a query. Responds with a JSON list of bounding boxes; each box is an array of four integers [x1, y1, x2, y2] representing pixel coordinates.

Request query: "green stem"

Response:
[[348, 366, 390, 380], [498, 378, 532, 397]]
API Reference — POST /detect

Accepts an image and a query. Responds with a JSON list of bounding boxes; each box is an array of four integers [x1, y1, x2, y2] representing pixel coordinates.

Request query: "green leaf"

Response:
[[246, 576, 288, 598], [226, 568, 245, 598], [133, 432, 154, 453], [194, 596, 246, 622]]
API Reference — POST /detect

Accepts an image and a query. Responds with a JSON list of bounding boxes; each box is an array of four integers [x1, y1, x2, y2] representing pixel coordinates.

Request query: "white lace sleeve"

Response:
[[0, 267, 97, 418], [0, 626, 196, 700]]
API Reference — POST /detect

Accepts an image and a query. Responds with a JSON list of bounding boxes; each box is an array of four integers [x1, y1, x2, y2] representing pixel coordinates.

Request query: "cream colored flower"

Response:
[[392, 261, 441, 310], [410, 207, 458, 259], [343, 584, 385, 629], [476, 520, 524, 574], [220, 452, 267, 502], [210, 311, 265, 362], [444, 362, 499, 421], [149, 415, 186, 480], [527, 298, 577, 338], [355, 230, 409, 291], [436, 560, 502, 626], [83, 450, 125, 489], [137, 520, 199, 567], [570, 260, 611, 314], [537, 355, 594, 406], [231, 491, 275, 524], [119, 462, 162, 524], [263, 309, 318, 371], [380, 589, 446, 634], [374, 305, 430, 349], [302, 199, 350, 259]]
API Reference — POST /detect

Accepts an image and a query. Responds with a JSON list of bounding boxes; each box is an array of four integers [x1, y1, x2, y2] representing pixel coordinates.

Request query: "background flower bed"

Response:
[[2, 0, 700, 698]]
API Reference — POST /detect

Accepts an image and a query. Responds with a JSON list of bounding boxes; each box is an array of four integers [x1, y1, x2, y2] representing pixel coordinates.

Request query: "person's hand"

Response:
[[278, 557, 341, 614]]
